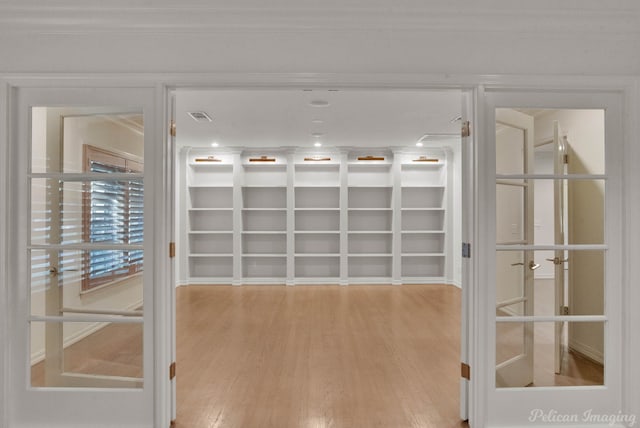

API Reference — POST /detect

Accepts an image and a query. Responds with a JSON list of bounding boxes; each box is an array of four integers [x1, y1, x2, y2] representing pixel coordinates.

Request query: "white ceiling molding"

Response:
[[0, 2, 638, 36]]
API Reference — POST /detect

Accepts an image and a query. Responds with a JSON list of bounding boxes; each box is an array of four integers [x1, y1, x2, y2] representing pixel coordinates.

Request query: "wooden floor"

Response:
[[176, 284, 468, 428]]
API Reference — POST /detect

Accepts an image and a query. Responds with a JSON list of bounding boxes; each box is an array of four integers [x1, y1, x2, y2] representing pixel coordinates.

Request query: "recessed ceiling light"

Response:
[[416, 142, 424, 147], [211, 142, 219, 147], [311, 132, 324, 138], [309, 100, 330, 107], [314, 142, 322, 147], [312, 119, 324, 124], [187, 111, 213, 122]]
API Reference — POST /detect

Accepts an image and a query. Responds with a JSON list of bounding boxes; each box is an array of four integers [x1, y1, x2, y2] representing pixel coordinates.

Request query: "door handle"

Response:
[[510, 261, 540, 270], [49, 267, 79, 276], [546, 257, 569, 265]]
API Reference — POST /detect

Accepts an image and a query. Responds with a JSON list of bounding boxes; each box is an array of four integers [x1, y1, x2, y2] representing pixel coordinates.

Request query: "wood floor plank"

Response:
[[176, 284, 468, 428]]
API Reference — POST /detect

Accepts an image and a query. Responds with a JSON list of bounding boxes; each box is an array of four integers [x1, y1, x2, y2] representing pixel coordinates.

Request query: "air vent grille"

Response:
[[187, 111, 213, 122]]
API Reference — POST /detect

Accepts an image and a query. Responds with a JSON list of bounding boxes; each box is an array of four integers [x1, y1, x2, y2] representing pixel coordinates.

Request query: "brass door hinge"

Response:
[[461, 121, 471, 138], [563, 154, 569, 164], [169, 242, 176, 258], [170, 362, 176, 380], [170, 420, 176, 428], [170, 120, 176, 137], [461, 362, 470, 380], [561, 305, 569, 315]]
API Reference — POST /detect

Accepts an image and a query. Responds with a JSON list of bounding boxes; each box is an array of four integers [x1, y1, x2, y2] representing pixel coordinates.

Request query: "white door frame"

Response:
[[1, 73, 639, 428]]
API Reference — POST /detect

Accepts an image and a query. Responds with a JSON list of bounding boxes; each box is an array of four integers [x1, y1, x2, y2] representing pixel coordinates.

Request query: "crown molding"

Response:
[[0, 2, 638, 36]]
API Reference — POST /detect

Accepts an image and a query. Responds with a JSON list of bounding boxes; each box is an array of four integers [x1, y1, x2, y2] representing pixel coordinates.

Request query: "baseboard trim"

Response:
[[569, 339, 604, 365]]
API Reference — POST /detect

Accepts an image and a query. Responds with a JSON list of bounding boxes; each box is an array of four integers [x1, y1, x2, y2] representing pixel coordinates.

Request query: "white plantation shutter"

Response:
[[83, 146, 143, 290]]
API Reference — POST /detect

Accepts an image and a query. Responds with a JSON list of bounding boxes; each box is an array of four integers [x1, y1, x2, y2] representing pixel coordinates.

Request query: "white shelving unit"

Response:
[[398, 154, 447, 283], [346, 153, 394, 283], [293, 156, 341, 283], [184, 149, 448, 285], [186, 153, 236, 283]]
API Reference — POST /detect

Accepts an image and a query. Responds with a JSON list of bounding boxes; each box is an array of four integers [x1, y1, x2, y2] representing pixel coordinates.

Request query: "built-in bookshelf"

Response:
[[293, 156, 341, 283], [186, 153, 235, 283], [185, 149, 448, 285], [399, 154, 447, 282]]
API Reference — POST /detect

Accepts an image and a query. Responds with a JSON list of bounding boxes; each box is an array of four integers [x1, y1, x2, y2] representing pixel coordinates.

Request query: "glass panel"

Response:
[[496, 108, 605, 175], [495, 182, 525, 244], [496, 321, 604, 388], [496, 322, 525, 365], [31, 178, 144, 246], [30, 321, 143, 388], [495, 121, 525, 175], [528, 179, 604, 245], [30, 249, 144, 316], [31, 108, 144, 174], [496, 250, 604, 316]]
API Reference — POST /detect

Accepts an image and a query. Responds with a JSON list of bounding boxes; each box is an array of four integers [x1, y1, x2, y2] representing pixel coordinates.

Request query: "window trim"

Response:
[[82, 144, 143, 291]]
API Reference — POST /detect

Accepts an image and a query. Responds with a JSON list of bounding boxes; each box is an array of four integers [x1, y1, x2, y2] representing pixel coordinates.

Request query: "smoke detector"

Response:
[[187, 111, 213, 122]]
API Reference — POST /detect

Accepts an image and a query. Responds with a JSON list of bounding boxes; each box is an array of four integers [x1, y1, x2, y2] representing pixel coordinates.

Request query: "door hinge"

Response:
[[563, 154, 569, 164], [462, 242, 471, 258], [170, 120, 176, 137], [461, 362, 470, 380], [561, 305, 569, 315], [170, 420, 176, 428], [169, 242, 176, 258], [169, 362, 176, 380], [461, 121, 471, 138]]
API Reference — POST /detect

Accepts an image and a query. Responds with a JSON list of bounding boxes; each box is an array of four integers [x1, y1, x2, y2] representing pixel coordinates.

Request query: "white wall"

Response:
[[30, 109, 144, 365]]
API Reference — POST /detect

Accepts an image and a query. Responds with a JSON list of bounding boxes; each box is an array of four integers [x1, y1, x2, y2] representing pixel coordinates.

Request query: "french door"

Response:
[[483, 90, 624, 426], [6, 86, 159, 427]]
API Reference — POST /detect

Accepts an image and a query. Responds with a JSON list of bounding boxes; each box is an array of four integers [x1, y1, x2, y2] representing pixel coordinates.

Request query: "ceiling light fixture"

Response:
[[211, 142, 219, 147], [187, 111, 213, 122], [314, 142, 322, 147], [312, 119, 324, 124], [309, 100, 330, 107], [416, 142, 424, 147], [311, 132, 324, 138]]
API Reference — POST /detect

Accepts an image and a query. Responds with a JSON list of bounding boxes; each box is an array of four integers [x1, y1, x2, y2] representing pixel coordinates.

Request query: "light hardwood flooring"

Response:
[[176, 284, 468, 428]]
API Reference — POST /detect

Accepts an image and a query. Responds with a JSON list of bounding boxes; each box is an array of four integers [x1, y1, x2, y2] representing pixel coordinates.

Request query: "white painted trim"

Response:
[[569, 339, 604, 365], [0, 5, 636, 37], [0, 80, 10, 428], [623, 79, 640, 427]]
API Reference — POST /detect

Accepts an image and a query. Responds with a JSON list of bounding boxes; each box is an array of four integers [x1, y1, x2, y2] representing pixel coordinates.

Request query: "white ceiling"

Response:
[[175, 89, 461, 149]]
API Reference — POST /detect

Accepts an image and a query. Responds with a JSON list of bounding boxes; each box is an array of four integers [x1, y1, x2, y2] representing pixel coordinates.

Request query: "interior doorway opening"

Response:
[[171, 88, 468, 427]]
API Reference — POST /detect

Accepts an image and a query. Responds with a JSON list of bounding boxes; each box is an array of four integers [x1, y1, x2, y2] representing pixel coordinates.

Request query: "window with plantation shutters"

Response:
[[83, 145, 143, 291]]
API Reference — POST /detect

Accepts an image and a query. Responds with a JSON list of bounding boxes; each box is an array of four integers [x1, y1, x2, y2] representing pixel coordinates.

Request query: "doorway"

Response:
[[170, 88, 469, 427]]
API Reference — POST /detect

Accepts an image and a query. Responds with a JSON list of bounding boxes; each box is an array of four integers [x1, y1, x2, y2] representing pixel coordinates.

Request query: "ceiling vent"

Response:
[[187, 111, 213, 122]]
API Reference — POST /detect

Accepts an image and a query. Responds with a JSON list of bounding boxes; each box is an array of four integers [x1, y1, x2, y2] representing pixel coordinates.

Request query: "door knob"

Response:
[[510, 261, 540, 270], [546, 257, 569, 265]]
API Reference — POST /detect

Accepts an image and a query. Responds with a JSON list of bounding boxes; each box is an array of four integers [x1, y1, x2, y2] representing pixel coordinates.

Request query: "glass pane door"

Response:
[[8, 87, 156, 427]]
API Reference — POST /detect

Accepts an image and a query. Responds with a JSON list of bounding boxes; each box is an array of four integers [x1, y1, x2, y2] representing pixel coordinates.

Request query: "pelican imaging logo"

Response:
[[528, 409, 636, 426]]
